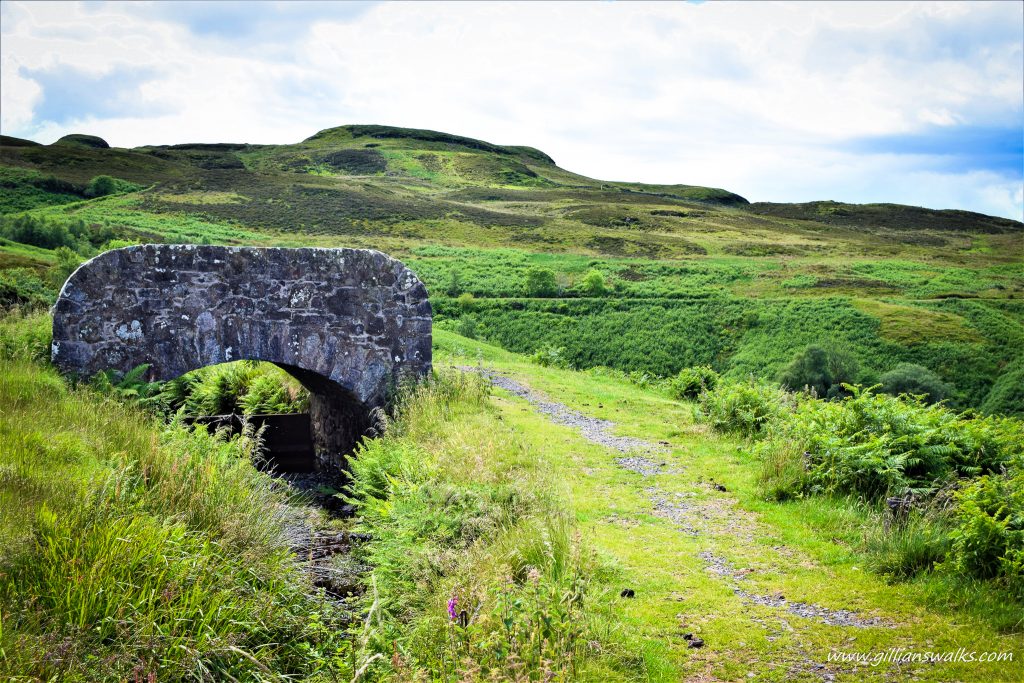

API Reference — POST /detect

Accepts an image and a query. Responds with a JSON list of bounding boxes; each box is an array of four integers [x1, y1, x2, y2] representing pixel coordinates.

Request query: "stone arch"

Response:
[[52, 245, 432, 468]]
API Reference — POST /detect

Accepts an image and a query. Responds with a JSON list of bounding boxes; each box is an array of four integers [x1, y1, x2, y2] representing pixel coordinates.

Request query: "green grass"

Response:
[[344, 370, 643, 679], [432, 330, 1024, 681], [0, 337, 351, 679]]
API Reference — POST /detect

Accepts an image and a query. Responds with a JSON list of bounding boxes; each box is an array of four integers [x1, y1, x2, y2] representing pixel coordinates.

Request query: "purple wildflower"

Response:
[[447, 595, 458, 621]]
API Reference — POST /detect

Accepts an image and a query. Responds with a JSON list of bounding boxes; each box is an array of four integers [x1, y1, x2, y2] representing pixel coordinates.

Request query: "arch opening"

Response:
[[162, 359, 369, 473]]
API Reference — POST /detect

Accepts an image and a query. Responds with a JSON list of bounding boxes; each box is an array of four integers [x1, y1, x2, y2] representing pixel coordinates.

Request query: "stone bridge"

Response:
[[52, 245, 432, 468]]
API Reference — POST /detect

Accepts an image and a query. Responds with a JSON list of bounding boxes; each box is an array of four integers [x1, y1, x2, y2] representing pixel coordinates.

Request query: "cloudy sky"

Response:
[[2, 1, 1022, 219]]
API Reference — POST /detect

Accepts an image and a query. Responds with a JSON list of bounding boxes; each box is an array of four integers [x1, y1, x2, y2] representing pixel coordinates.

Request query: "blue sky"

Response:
[[2, 0, 1021, 219]]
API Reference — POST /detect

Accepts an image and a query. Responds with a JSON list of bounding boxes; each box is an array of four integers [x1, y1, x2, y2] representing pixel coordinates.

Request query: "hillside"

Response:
[[1, 125, 1023, 680], [2, 124, 1021, 412]]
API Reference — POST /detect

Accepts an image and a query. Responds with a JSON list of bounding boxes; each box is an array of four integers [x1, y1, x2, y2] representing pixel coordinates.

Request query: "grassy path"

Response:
[[436, 331, 1023, 682]]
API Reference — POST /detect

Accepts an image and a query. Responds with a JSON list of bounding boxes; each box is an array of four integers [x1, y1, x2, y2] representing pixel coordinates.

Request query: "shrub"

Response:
[[578, 269, 608, 296], [161, 362, 308, 416], [445, 269, 463, 296], [0, 270, 54, 310], [456, 314, 479, 339], [943, 458, 1024, 599], [669, 365, 719, 400], [626, 369, 659, 389], [777, 344, 859, 399], [83, 175, 117, 198], [697, 378, 789, 437], [1, 214, 78, 251], [240, 373, 303, 414], [456, 291, 476, 311], [756, 388, 1024, 501], [525, 266, 558, 297], [91, 364, 163, 410], [880, 363, 951, 404], [52, 246, 83, 288], [530, 344, 571, 369]]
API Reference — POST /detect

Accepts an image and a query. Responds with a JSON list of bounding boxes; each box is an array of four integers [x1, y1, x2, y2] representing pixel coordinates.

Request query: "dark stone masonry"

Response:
[[52, 245, 432, 468]]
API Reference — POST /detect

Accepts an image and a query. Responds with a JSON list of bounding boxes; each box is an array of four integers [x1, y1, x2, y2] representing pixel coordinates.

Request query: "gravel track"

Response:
[[462, 367, 668, 459], [698, 551, 891, 629], [462, 364, 892, 660]]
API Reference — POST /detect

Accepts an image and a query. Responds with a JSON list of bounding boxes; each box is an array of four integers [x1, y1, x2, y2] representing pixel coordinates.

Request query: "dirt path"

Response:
[[464, 366, 902, 681]]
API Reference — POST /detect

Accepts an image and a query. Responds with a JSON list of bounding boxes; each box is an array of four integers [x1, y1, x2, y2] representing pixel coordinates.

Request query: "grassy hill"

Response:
[[2, 124, 1021, 412]]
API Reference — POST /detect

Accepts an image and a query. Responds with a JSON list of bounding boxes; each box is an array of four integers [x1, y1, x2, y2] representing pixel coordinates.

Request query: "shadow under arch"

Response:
[[52, 245, 432, 469]]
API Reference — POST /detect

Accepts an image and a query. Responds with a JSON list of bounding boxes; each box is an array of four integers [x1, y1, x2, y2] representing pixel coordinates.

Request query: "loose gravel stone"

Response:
[[648, 488, 700, 535], [698, 551, 892, 629], [463, 367, 667, 456]]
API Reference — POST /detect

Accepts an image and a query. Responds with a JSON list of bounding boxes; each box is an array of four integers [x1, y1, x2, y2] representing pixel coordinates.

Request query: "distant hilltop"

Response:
[[1, 124, 1021, 229]]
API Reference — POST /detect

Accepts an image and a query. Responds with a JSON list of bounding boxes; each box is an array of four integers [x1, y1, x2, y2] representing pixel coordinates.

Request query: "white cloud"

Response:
[[1, 0, 1021, 219]]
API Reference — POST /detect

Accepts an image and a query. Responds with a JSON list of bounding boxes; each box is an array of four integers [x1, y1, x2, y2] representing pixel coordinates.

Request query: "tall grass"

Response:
[[0, 356, 349, 680], [346, 370, 629, 680]]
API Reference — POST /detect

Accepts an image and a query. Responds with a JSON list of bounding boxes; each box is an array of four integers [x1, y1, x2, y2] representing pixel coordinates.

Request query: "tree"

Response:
[[445, 269, 463, 297], [879, 363, 950, 404], [579, 269, 608, 296], [525, 267, 557, 297], [777, 345, 859, 399], [52, 246, 83, 289], [84, 175, 117, 198]]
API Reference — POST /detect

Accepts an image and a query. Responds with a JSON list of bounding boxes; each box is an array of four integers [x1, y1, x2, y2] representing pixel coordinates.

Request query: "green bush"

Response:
[[577, 269, 608, 296], [525, 266, 558, 297], [697, 378, 789, 437], [83, 175, 142, 199], [84, 175, 118, 198], [0, 269, 54, 309], [160, 362, 308, 416], [0, 215, 116, 257], [530, 343, 571, 369], [777, 344, 859, 399], [880, 362, 950, 404], [240, 373, 303, 414], [1, 214, 80, 251], [456, 314, 479, 339], [669, 365, 719, 400], [52, 246, 83, 288], [91, 364, 163, 410], [756, 388, 1024, 501], [445, 269, 463, 296], [944, 458, 1024, 599]]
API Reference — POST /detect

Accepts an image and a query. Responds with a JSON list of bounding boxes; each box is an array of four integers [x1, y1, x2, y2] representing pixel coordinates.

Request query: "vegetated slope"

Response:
[[0, 124, 1022, 412], [4, 306, 1022, 681], [0, 317, 351, 680]]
